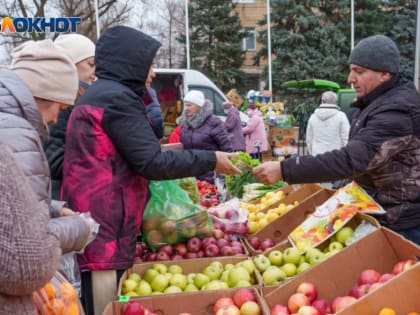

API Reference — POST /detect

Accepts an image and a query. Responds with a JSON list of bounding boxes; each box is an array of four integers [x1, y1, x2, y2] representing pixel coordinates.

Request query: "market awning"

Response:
[[280, 79, 341, 91]]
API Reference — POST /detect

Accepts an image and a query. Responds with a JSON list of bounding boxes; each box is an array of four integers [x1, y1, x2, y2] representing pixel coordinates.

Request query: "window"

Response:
[[233, 0, 255, 3], [242, 28, 256, 51]]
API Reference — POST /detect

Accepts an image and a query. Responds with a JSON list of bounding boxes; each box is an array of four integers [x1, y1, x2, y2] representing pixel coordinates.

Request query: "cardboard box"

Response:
[[226, 89, 244, 107], [117, 256, 262, 297], [339, 263, 420, 315], [244, 188, 335, 255], [269, 127, 299, 157], [261, 228, 420, 314], [104, 287, 268, 315]]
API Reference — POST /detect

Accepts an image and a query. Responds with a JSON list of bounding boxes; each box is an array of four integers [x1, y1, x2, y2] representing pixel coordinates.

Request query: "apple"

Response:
[[297, 306, 321, 315], [283, 247, 301, 265], [305, 248, 322, 263], [157, 251, 171, 261], [288, 293, 310, 314], [260, 238, 275, 251], [164, 230, 179, 244], [205, 244, 220, 257], [296, 282, 318, 303], [142, 218, 160, 231], [263, 267, 287, 285], [224, 263, 235, 271], [144, 252, 157, 262], [147, 230, 164, 247], [143, 268, 159, 283], [248, 236, 261, 250], [203, 265, 222, 280], [253, 254, 271, 272], [268, 250, 283, 266], [214, 297, 235, 313], [240, 301, 261, 315], [378, 273, 395, 283], [135, 243, 144, 258], [308, 251, 325, 266], [239, 260, 255, 274], [127, 272, 141, 283], [225, 209, 239, 220], [228, 266, 251, 287], [221, 246, 234, 256], [216, 304, 241, 315], [392, 259, 416, 275], [331, 296, 357, 313], [210, 261, 224, 272], [193, 273, 210, 289], [232, 245, 244, 255], [197, 224, 213, 238], [357, 269, 381, 285], [186, 237, 202, 253], [348, 284, 370, 298], [233, 288, 256, 307], [296, 262, 311, 274], [217, 238, 229, 248], [311, 299, 332, 315], [150, 274, 169, 292], [180, 221, 197, 238], [152, 263, 168, 274], [186, 273, 196, 284], [174, 243, 188, 256], [122, 279, 138, 294], [164, 285, 183, 294], [213, 228, 225, 239], [328, 241, 344, 252], [204, 280, 229, 290], [136, 280, 152, 296], [184, 283, 199, 292], [160, 219, 177, 234], [368, 282, 383, 293], [169, 273, 187, 290], [184, 252, 198, 259], [281, 263, 297, 277], [336, 226, 354, 244], [171, 254, 183, 260], [270, 304, 290, 315], [123, 301, 145, 315], [202, 236, 217, 248]]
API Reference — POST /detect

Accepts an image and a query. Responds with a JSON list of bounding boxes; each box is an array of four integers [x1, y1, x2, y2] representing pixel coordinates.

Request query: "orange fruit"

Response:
[[42, 283, 56, 301], [42, 298, 65, 315], [58, 282, 77, 303], [378, 308, 397, 315], [64, 302, 80, 315]]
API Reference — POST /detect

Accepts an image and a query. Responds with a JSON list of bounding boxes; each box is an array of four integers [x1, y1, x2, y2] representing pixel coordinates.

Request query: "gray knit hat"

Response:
[[348, 35, 400, 74]]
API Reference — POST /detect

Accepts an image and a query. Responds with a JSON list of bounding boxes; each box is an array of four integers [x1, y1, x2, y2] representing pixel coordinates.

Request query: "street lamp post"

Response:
[[267, 0, 272, 92], [185, 0, 190, 69], [415, 0, 420, 90], [94, 0, 100, 39]]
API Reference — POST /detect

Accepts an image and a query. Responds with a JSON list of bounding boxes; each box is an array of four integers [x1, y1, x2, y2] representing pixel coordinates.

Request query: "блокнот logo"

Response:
[[1, 17, 82, 33]]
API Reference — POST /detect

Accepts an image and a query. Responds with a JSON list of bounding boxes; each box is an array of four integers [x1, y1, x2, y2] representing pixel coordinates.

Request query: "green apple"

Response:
[[136, 280, 152, 296], [203, 265, 222, 281], [169, 273, 188, 290], [224, 263, 235, 271], [152, 263, 168, 274], [308, 251, 326, 266], [253, 254, 271, 272], [204, 280, 229, 291], [151, 291, 163, 295], [184, 283, 199, 292], [127, 272, 141, 282], [296, 262, 311, 274], [228, 266, 251, 287], [122, 279, 138, 294], [143, 268, 159, 283], [305, 248, 323, 263], [234, 280, 252, 288], [210, 261, 224, 272], [164, 273, 172, 282], [262, 267, 286, 285], [239, 260, 255, 274], [283, 247, 301, 265], [280, 263, 297, 277], [268, 250, 283, 266], [168, 264, 183, 274], [220, 270, 230, 283], [124, 291, 138, 296], [328, 241, 344, 252], [194, 273, 210, 289], [187, 273, 196, 284], [150, 274, 169, 292], [336, 226, 354, 244], [164, 285, 183, 294]]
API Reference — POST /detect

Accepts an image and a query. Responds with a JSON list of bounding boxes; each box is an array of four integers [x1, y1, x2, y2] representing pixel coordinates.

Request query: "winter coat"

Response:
[[282, 75, 420, 231], [225, 107, 245, 151], [0, 70, 90, 254], [62, 26, 217, 271], [169, 125, 182, 143], [0, 142, 61, 315], [180, 101, 232, 183], [44, 80, 90, 200], [306, 103, 350, 156], [144, 87, 164, 139], [242, 109, 268, 153]]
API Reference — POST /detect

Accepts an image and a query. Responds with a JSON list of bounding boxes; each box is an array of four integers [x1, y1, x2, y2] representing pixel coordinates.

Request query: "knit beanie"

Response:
[[348, 35, 400, 74], [54, 33, 95, 64], [321, 91, 337, 104], [10, 39, 78, 105], [184, 90, 205, 107]]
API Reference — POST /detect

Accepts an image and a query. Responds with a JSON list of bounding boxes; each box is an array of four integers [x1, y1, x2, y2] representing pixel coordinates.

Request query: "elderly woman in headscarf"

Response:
[[180, 90, 233, 183]]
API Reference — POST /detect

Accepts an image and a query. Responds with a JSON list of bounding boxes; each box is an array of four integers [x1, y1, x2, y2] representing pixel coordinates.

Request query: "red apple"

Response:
[[296, 282, 318, 303], [184, 252, 198, 259], [348, 284, 370, 299], [232, 245, 244, 255], [214, 297, 235, 313], [248, 237, 261, 250], [156, 251, 171, 261], [135, 243, 144, 257], [213, 228, 225, 239], [204, 244, 220, 257], [123, 301, 145, 315], [260, 238, 275, 251], [378, 273, 395, 283], [357, 269, 381, 285], [197, 250, 205, 258], [367, 282, 382, 292], [144, 252, 157, 261], [216, 304, 241, 315], [171, 254, 183, 260], [186, 237, 202, 253], [331, 296, 357, 313], [288, 293, 310, 314], [202, 236, 217, 248], [270, 304, 290, 315], [220, 246, 233, 256], [225, 209, 239, 221], [311, 299, 331, 315], [217, 238, 229, 248], [233, 288, 256, 308], [297, 305, 321, 315], [174, 243, 187, 256], [392, 259, 416, 275], [157, 244, 174, 257]]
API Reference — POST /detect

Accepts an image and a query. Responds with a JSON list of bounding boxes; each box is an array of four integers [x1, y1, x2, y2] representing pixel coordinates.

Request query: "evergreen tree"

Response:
[[188, 0, 248, 93]]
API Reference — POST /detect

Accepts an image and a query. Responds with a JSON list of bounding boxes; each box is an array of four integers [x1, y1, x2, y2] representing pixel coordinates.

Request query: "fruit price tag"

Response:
[[288, 181, 384, 252]]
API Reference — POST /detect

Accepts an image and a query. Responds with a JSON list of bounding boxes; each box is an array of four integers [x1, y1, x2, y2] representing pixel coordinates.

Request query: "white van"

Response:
[[151, 68, 248, 125]]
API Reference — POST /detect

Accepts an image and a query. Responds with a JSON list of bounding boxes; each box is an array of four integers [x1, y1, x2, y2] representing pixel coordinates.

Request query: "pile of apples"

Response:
[[246, 236, 276, 253], [135, 236, 246, 262], [214, 288, 261, 315], [122, 260, 258, 296], [211, 208, 250, 238], [197, 180, 221, 208]]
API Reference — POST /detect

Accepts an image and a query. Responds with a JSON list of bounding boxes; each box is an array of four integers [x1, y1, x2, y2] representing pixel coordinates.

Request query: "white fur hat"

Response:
[[184, 90, 205, 107], [54, 33, 95, 64]]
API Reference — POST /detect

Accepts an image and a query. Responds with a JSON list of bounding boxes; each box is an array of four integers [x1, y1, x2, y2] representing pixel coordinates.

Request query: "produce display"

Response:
[[226, 152, 260, 198], [214, 288, 261, 315]]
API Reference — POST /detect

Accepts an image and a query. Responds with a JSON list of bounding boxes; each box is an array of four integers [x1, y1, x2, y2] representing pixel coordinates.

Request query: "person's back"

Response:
[[242, 104, 268, 158], [223, 101, 245, 151], [306, 91, 350, 156]]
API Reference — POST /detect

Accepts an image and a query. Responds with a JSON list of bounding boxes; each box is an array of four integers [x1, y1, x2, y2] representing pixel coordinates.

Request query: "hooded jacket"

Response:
[[62, 26, 217, 271], [225, 106, 246, 151], [306, 103, 350, 156], [282, 76, 420, 231], [242, 109, 268, 153]]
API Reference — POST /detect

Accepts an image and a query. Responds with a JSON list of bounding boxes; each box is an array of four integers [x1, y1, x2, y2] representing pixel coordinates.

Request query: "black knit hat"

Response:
[[348, 35, 400, 74]]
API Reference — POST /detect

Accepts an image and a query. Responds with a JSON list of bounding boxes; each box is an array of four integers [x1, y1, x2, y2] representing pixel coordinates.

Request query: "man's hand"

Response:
[[252, 161, 283, 185], [60, 207, 79, 216], [214, 152, 242, 175]]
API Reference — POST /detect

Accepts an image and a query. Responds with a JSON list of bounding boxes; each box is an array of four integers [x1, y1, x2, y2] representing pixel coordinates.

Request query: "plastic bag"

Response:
[[142, 180, 213, 250], [177, 177, 200, 204], [33, 271, 85, 315]]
